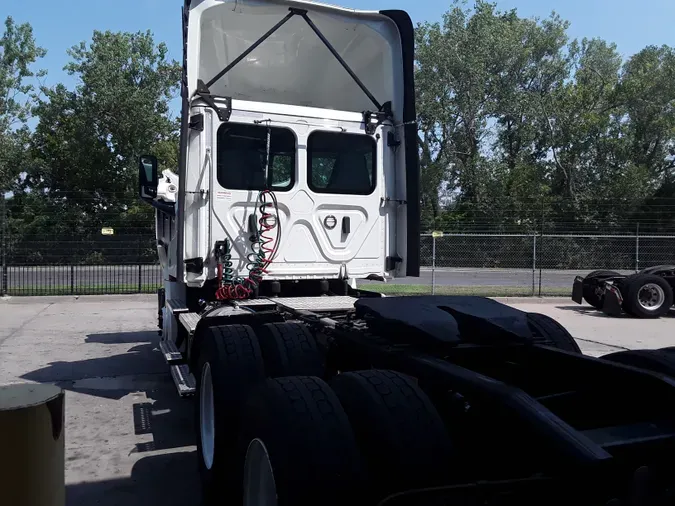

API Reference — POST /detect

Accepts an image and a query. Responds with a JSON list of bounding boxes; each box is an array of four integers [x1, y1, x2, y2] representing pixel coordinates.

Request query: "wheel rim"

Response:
[[243, 438, 278, 506], [638, 283, 666, 311], [199, 362, 215, 470]]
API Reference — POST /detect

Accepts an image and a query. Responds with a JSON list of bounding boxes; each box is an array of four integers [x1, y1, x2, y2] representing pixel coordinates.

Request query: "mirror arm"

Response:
[[150, 199, 176, 216]]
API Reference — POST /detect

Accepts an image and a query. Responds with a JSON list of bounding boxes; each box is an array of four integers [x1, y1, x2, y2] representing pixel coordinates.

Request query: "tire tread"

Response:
[[239, 376, 364, 506], [331, 370, 453, 497], [258, 322, 323, 377]]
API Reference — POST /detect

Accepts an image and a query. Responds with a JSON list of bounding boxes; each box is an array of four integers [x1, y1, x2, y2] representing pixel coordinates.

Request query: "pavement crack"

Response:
[[53, 371, 170, 384], [575, 337, 630, 351], [0, 302, 54, 347]]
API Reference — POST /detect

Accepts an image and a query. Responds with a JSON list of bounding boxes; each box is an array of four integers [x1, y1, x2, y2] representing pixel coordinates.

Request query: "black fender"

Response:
[[354, 296, 536, 346], [638, 265, 675, 276]]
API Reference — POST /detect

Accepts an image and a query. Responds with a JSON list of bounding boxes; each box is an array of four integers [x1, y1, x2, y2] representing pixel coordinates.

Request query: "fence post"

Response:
[[532, 235, 537, 296], [70, 265, 75, 295], [431, 235, 436, 295], [137, 236, 143, 293], [635, 222, 640, 273], [1, 193, 7, 296], [538, 201, 545, 297]]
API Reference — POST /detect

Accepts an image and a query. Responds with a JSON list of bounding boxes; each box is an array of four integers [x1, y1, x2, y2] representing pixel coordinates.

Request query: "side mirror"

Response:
[[139, 154, 158, 199]]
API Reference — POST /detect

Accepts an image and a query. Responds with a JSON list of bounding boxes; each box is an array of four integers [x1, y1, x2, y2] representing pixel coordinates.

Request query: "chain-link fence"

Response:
[[2, 191, 675, 297], [360, 232, 675, 297], [1, 192, 160, 296]]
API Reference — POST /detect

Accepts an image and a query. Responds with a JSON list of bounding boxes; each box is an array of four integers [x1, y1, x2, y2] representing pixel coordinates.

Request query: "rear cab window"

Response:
[[308, 131, 376, 195], [217, 123, 296, 191]]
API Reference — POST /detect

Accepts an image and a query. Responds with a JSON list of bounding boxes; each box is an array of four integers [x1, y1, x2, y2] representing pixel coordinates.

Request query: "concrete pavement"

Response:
[[1, 293, 673, 505], [0, 295, 198, 506]]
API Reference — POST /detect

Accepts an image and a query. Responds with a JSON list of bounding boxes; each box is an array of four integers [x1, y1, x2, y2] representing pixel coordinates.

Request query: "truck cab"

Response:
[[139, 0, 419, 308]]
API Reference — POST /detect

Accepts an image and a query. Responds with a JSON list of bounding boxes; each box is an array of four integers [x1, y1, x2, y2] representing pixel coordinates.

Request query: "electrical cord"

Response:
[[216, 125, 282, 301], [215, 192, 280, 300]]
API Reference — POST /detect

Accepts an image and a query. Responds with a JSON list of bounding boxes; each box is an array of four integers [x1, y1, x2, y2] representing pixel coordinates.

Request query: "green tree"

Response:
[[14, 30, 181, 263], [0, 16, 45, 191], [415, 1, 675, 235], [620, 46, 675, 232], [415, 1, 571, 229]]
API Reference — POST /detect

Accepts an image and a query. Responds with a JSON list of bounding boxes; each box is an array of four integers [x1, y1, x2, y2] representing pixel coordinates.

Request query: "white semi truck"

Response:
[[138, 1, 675, 504]]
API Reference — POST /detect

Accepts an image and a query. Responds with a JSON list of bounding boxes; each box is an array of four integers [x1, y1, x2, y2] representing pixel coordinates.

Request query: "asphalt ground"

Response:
[[1, 294, 673, 505]]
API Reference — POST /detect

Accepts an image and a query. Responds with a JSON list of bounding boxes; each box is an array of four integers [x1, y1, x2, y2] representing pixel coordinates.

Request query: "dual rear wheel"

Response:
[[582, 271, 673, 318], [194, 322, 455, 505], [621, 274, 673, 319]]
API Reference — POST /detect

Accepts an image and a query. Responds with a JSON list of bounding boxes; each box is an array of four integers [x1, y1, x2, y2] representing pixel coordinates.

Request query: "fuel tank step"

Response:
[[170, 364, 196, 397], [159, 340, 183, 365]]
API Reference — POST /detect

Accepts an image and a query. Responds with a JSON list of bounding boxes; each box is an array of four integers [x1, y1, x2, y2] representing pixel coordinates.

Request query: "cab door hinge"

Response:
[[380, 197, 407, 206], [386, 256, 403, 271]]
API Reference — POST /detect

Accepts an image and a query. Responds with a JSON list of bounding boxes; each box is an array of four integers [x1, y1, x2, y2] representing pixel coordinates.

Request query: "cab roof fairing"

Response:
[[183, 0, 408, 119]]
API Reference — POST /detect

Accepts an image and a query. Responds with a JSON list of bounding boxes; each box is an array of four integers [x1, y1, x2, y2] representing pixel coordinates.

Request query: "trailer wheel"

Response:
[[194, 324, 265, 504], [622, 274, 673, 318], [583, 270, 620, 309], [527, 313, 582, 354], [601, 349, 675, 377], [257, 322, 324, 377], [239, 376, 365, 506], [330, 370, 453, 499]]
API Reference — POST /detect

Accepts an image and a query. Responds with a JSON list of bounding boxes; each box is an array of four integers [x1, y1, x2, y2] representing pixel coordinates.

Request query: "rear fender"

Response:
[[572, 276, 584, 304], [601, 283, 623, 317], [639, 265, 675, 276]]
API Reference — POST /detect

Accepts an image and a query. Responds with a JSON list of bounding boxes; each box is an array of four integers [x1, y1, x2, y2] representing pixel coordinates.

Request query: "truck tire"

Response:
[[583, 270, 620, 309], [622, 274, 673, 318], [527, 313, 582, 354], [330, 370, 454, 499], [238, 376, 365, 506], [601, 349, 675, 377], [257, 322, 324, 377], [194, 324, 265, 504]]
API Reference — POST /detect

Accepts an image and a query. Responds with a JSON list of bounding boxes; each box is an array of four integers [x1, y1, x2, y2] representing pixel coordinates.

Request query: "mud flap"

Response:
[[572, 276, 584, 304], [601, 285, 623, 317]]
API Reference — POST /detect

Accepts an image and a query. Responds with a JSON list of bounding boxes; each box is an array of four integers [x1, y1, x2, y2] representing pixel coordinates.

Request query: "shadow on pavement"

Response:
[[66, 450, 201, 506], [555, 305, 629, 318], [85, 330, 158, 344], [21, 329, 198, 499], [556, 305, 675, 319], [131, 387, 195, 453], [22, 330, 167, 399], [21, 344, 166, 393]]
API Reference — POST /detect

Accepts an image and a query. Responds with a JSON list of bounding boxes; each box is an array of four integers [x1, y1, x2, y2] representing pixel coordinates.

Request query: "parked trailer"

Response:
[[572, 266, 675, 318], [138, 1, 675, 504]]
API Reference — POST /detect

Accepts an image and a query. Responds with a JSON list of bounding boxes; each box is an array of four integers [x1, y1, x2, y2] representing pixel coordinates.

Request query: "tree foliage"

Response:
[[0, 16, 45, 190], [416, 1, 675, 234], [7, 30, 181, 262], [3, 4, 675, 266]]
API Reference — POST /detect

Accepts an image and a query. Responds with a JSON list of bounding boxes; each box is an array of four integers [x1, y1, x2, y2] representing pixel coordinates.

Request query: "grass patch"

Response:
[[359, 284, 571, 297]]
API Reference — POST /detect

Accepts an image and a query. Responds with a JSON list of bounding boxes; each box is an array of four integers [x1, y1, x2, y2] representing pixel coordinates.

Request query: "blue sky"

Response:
[[5, 0, 675, 97]]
